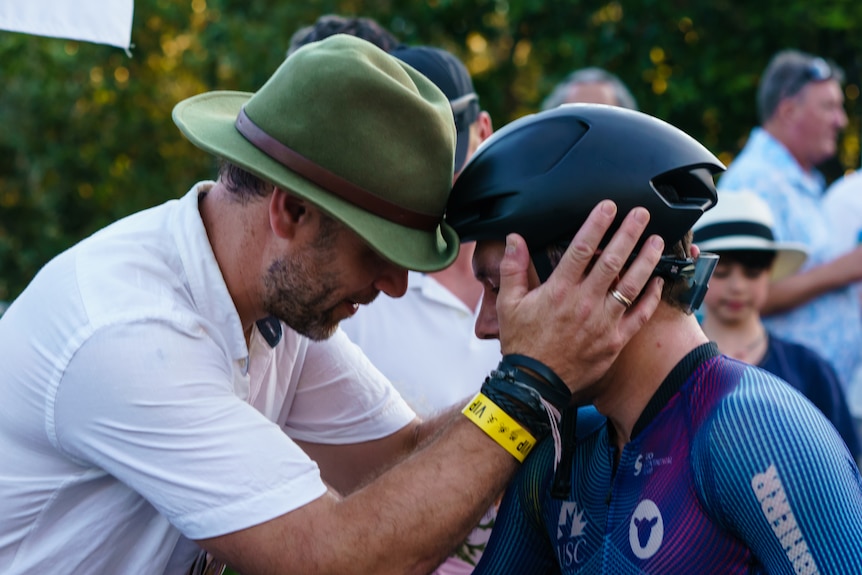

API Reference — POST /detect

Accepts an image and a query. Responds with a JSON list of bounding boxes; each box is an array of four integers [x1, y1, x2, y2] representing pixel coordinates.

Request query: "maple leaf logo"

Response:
[[571, 506, 587, 537], [557, 501, 588, 539]]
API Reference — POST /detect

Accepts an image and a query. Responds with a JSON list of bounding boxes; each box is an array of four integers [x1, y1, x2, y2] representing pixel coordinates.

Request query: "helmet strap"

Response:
[[654, 252, 719, 313], [531, 242, 719, 314]]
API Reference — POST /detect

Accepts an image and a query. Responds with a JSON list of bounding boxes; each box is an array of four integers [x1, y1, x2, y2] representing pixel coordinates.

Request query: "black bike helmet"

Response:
[[446, 103, 725, 285]]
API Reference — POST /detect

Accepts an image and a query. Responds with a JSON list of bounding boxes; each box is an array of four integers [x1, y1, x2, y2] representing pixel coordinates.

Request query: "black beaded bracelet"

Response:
[[500, 354, 570, 412], [481, 378, 546, 437], [479, 355, 572, 440]]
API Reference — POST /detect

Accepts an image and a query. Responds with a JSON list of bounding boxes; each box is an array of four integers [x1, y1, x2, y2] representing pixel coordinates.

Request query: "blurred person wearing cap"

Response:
[[541, 66, 638, 110], [717, 49, 862, 413], [340, 43, 497, 574], [340, 42, 496, 435], [695, 190, 861, 461], [289, 21, 499, 572], [0, 35, 666, 574], [447, 103, 862, 574]]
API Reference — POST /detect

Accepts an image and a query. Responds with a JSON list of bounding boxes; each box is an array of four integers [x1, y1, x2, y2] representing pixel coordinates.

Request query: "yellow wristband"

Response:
[[462, 392, 537, 462]]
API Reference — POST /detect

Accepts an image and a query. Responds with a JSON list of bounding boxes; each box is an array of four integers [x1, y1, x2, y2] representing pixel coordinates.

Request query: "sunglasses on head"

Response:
[[451, 93, 480, 131], [783, 57, 834, 99], [803, 57, 834, 82]]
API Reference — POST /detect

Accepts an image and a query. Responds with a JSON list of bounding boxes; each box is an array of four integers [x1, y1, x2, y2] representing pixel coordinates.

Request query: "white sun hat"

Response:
[[692, 190, 808, 280]]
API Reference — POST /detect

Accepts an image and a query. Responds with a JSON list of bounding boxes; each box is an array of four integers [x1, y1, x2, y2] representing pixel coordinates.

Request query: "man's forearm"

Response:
[[332, 416, 517, 574], [414, 402, 467, 446], [202, 413, 518, 575], [764, 260, 856, 315], [294, 397, 478, 495]]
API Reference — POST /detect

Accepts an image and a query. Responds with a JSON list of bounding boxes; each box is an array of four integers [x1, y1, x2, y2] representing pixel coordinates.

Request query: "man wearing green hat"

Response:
[[0, 35, 665, 574]]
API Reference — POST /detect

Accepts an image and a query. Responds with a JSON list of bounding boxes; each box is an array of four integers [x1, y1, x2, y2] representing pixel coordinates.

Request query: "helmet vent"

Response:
[[652, 166, 719, 209]]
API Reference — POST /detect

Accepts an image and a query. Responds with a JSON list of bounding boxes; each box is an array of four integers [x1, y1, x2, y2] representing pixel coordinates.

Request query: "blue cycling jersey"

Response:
[[475, 343, 862, 574]]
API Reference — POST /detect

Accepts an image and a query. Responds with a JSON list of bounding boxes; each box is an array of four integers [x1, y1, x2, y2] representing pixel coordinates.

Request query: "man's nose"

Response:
[[838, 108, 849, 129], [374, 263, 409, 298], [474, 299, 500, 340]]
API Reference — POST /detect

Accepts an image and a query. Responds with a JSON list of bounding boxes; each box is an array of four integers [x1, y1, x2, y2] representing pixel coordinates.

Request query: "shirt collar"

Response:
[[174, 181, 249, 362], [747, 128, 826, 195], [631, 342, 720, 439]]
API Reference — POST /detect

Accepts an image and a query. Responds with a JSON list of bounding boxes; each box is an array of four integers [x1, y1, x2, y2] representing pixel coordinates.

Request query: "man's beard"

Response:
[[261, 218, 377, 341], [262, 251, 344, 341]]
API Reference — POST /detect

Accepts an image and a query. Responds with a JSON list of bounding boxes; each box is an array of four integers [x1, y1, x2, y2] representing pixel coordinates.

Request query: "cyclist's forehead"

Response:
[[471, 240, 506, 285]]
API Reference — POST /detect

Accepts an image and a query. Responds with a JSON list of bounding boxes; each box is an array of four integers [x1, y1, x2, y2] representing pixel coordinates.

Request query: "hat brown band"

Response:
[[235, 108, 440, 231]]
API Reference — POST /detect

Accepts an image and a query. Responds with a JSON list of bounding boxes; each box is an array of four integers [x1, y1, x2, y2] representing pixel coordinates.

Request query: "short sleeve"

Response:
[[53, 320, 327, 540], [280, 327, 416, 444]]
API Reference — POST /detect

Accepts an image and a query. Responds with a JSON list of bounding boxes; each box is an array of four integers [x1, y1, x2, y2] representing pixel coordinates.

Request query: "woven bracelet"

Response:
[[481, 374, 551, 437], [501, 354, 570, 411], [462, 356, 571, 461]]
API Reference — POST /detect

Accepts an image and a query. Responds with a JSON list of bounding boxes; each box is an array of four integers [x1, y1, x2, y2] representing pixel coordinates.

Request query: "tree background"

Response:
[[2, 0, 861, 302]]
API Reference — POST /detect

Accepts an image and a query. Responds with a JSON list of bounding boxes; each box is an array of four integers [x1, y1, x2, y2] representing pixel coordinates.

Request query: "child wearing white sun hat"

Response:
[[695, 190, 861, 462]]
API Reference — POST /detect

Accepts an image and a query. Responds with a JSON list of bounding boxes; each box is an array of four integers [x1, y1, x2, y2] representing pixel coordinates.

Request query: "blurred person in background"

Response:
[[289, 17, 498, 573], [695, 190, 861, 463], [343, 43, 497, 574], [823, 167, 862, 296], [541, 66, 637, 110], [824, 168, 862, 254], [342, 43, 496, 424], [286, 14, 401, 56], [716, 49, 862, 417]]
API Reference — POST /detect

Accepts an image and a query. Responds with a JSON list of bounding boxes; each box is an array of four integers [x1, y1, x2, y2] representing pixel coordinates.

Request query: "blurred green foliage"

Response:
[[2, 0, 861, 302]]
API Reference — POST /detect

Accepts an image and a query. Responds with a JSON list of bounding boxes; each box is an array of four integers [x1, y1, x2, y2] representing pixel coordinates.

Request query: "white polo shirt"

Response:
[[0, 182, 414, 574]]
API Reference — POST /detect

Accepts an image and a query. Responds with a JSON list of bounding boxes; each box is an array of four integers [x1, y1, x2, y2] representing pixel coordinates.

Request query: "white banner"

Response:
[[0, 0, 134, 49]]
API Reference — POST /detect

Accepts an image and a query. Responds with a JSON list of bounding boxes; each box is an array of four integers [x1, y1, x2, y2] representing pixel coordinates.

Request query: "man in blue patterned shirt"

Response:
[[717, 50, 862, 409]]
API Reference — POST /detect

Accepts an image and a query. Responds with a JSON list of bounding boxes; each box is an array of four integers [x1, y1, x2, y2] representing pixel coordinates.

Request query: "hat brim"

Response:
[[696, 236, 808, 280], [173, 91, 459, 272]]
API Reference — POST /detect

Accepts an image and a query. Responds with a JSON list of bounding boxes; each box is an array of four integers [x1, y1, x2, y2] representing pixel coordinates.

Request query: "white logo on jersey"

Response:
[[634, 454, 644, 476], [558, 501, 587, 538], [557, 501, 588, 567], [629, 499, 664, 559], [752, 464, 821, 575], [634, 452, 672, 476]]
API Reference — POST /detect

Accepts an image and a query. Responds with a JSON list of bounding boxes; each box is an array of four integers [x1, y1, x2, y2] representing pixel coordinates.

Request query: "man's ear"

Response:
[[270, 187, 308, 240], [476, 111, 494, 142], [775, 95, 802, 123]]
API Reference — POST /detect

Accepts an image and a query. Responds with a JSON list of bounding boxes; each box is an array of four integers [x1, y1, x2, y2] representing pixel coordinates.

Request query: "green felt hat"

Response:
[[172, 34, 459, 271]]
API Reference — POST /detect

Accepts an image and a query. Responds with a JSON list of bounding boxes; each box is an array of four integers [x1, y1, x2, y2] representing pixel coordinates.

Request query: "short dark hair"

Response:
[[218, 161, 272, 203], [757, 49, 844, 123], [217, 161, 344, 237], [545, 231, 692, 310], [287, 15, 400, 56]]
